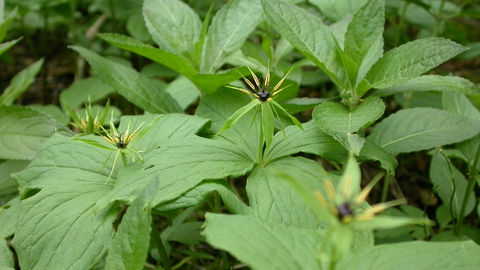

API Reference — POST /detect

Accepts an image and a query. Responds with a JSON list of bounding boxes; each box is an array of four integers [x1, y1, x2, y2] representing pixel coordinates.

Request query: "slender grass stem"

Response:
[[151, 221, 171, 270]]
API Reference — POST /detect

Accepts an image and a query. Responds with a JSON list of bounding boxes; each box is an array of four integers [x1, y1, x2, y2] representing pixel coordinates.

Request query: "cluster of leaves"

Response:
[[1, 0, 480, 269]]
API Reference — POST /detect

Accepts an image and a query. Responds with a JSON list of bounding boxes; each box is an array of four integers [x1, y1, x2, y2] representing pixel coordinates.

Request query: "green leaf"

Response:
[[264, 121, 397, 175], [0, 7, 18, 43], [195, 87, 260, 160], [203, 213, 324, 270], [190, 67, 249, 94], [368, 108, 480, 154], [247, 157, 333, 228], [70, 46, 183, 114], [0, 59, 44, 106], [442, 92, 480, 121], [165, 76, 200, 110], [0, 197, 21, 238], [117, 113, 210, 151], [0, 238, 14, 270], [26, 105, 69, 126], [217, 99, 260, 135], [430, 150, 475, 218], [59, 77, 115, 110], [0, 106, 71, 160], [96, 136, 255, 210], [143, 0, 201, 60], [344, 0, 384, 85], [105, 179, 158, 270], [261, 0, 344, 87], [201, 0, 263, 73], [309, 0, 368, 21], [261, 102, 275, 150], [154, 180, 254, 215], [313, 96, 385, 155], [373, 75, 480, 97], [280, 97, 325, 114], [337, 240, 480, 270], [358, 140, 397, 176], [0, 37, 22, 56], [265, 121, 347, 163], [366, 37, 468, 89], [11, 135, 118, 270], [98, 33, 198, 77], [0, 159, 28, 206]]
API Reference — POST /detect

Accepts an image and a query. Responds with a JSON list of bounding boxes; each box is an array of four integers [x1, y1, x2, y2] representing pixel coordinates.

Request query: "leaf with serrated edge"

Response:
[[344, 0, 384, 66], [373, 75, 480, 97], [70, 46, 183, 114], [366, 37, 468, 89], [313, 96, 385, 155], [368, 107, 480, 154], [202, 0, 263, 73], [261, 0, 344, 87], [143, 0, 201, 60]]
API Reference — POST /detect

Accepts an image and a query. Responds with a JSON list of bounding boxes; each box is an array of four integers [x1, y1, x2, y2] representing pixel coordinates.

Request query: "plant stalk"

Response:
[[151, 221, 171, 270], [456, 140, 480, 235], [258, 124, 264, 167]]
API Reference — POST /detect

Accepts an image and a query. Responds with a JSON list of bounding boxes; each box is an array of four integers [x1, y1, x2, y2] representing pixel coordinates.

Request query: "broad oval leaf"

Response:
[[201, 0, 263, 73], [203, 213, 325, 270], [143, 0, 201, 60], [368, 108, 480, 154], [11, 135, 118, 270], [70, 46, 183, 114], [366, 37, 468, 89], [247, 157, 332, 228], [0, 106, 71, 160], [313, 96, 385, 155], [95, 136, 255, 210]]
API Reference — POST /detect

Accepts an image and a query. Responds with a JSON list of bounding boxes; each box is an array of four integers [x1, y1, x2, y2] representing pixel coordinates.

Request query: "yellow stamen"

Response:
[[273, 67, 294, 91]]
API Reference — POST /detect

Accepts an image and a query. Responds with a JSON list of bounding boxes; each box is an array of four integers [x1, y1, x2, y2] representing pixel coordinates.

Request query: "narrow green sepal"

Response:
[[217, 99, 261, 135]]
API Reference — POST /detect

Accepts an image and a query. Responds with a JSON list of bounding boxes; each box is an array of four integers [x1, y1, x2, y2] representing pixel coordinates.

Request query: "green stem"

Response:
[[433, 0, 446, 37], [151, 221, 171, 270], [258, 124, 264, 167], [380, 174, 390, 203], [121, 152, 128, 167], [456, 140, 480, 236], [395, 2, 408, 46]]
